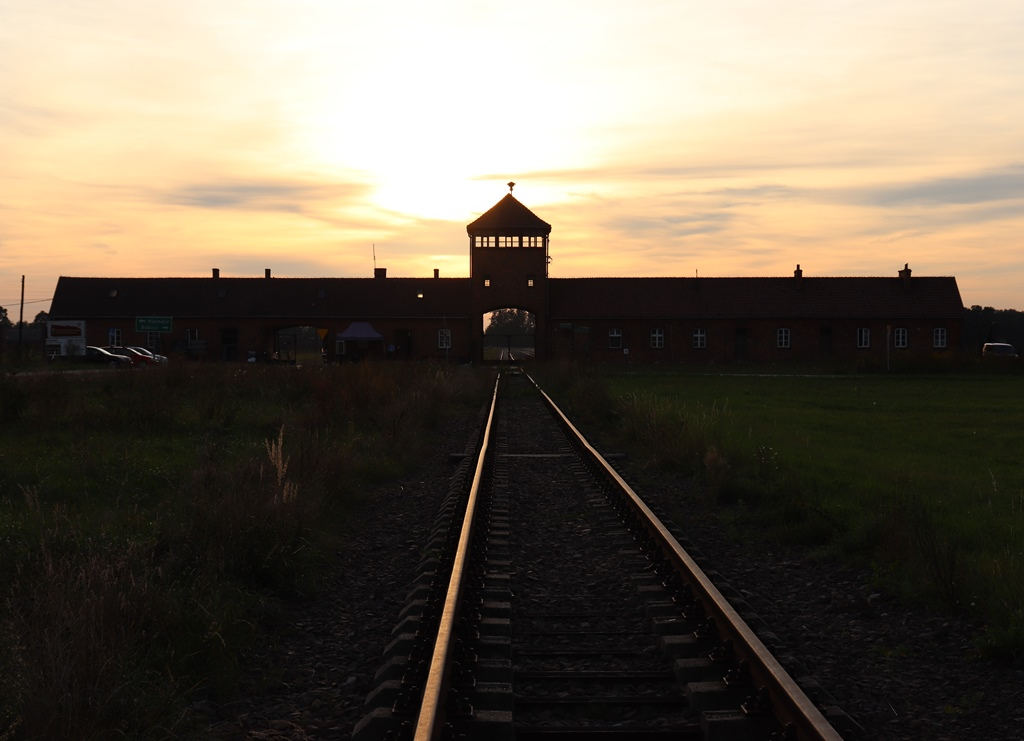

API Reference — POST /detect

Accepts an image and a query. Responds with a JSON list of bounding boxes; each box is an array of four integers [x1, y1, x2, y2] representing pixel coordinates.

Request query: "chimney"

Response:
[[794, 264, 803, 279], [899, 263, 912, 286], [212, 268, 220, 279], [265, 268, 271, 279], [433, 268, 440, 279], [374, 267, 387, 279]]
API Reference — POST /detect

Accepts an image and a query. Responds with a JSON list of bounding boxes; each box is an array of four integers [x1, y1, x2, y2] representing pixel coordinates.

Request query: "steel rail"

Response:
[[412, 372, 501, 741], [525, 370, 843, 741]]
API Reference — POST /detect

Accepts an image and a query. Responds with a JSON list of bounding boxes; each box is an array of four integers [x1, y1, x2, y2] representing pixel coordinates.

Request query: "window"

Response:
[[894, 327, 908, 348], [650, 328, 664, 349], [933, 327, 947, 348], [437, 328, 452, 350], [525, 236, 544, 247], [608, 328, 622, 349], [108, 328, 122, 345], [336, 339, 346, 356], [186, 328, 199, 344], [498, 236, 518, 247], [475, 236, 495, 247], [856, 327, 870, 348], [483, 278, 491, 288], [527, 278, 534, 287], [692, 328, 707, 349], [776, 327, 791, 349]]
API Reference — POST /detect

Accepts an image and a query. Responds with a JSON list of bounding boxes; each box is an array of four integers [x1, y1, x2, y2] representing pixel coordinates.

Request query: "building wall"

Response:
[[77, 310, 960, 367], [545, 316, 961, 367], [80, 316, 476, 363]]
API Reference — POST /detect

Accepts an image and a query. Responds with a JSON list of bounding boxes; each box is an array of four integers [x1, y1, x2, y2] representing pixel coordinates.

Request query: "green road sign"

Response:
[[135, 316, 173, 333]]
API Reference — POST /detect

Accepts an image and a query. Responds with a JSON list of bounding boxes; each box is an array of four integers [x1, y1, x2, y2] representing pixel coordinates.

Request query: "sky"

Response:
[[2, 0, 1024, 317]]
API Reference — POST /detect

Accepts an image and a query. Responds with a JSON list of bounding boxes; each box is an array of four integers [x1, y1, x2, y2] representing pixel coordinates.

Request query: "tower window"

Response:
[[527, 277, 534, 287], [498, 236, 518, 247], [483, 278, 491, 288], [475, 236, 495, 247]]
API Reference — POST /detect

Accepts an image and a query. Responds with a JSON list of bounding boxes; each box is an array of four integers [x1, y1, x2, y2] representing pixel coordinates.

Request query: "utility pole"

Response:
[[17, 274, 24, 353]]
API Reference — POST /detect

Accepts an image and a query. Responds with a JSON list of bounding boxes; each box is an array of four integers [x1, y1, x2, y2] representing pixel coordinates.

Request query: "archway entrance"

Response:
[[482, 308, 535, 362]]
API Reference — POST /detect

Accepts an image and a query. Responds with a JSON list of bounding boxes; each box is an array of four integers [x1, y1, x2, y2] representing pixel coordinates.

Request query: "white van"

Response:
[[982, 342, 1018, 358]]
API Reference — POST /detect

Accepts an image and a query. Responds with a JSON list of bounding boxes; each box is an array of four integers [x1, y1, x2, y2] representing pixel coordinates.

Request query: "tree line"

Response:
[[484, 308, 535, 336], [962, 306, 1024, 354], [0, 308, 49, 328]]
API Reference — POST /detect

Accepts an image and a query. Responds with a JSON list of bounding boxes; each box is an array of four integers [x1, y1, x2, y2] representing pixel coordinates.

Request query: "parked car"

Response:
[[85, 345, 133, 367], [127, 346, 168, 366], [105, 345, 163, 367], [982, 342, 1018, 359]]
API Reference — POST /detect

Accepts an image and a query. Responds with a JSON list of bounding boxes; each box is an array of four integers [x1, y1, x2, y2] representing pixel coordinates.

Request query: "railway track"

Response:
[[354, 369, 848, 740]]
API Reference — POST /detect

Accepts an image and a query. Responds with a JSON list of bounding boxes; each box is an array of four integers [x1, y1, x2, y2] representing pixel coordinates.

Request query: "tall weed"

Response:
[[2, 495, 189, 739], [882, 484, 965, 608], [0, 361, 491, 736]]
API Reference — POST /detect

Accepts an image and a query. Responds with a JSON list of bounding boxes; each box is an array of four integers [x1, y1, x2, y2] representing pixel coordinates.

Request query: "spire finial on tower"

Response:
[[507, 181, 515, 193]]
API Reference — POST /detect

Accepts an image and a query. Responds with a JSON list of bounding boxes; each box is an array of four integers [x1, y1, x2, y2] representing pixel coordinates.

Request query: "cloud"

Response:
[[702, 184, 800, 200], [160, 181, 368, 212], [606, 212, 734, 240], [154, 179, 411, 233], [501, 155, 895, 187], [856, 166, 1024, 207], [0, 103, 79, 137]]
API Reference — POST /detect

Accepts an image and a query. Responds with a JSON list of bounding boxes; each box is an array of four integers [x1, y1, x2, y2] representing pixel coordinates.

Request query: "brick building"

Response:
[[49, 188, 963, 367]]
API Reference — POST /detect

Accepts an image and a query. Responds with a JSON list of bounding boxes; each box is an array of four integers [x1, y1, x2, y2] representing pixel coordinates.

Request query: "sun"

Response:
[[293, 20, 585, 222], [312, 90, 561, 222]]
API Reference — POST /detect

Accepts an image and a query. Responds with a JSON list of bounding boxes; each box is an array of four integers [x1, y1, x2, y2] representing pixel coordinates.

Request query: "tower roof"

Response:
[[466, 193, 551, 237]]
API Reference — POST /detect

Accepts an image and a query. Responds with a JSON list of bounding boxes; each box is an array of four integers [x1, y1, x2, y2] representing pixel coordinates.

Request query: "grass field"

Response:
[[2, 360, 1022, 737], [543, 366, 1024, 661], [0, 362, 489, 739]]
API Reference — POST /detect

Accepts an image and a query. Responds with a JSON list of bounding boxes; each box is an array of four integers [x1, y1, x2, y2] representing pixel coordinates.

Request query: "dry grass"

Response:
[[0, 362, 489, 738]]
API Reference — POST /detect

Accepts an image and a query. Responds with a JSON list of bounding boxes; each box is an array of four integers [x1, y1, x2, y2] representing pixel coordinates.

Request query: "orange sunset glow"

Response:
[[2, 0, 1023, 314]]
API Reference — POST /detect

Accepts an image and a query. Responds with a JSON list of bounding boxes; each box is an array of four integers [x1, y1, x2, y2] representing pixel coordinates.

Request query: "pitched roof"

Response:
[[338, 321, 384, 340], [466, 194, 552, 237], [548, 277, 964, 320], [50, 274, 964, 324], [50, 276, 471, 320]]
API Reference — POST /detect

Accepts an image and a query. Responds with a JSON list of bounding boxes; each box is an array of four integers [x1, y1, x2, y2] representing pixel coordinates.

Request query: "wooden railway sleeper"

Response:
[[693, 616, 720, 641], [741, 686, 773, 717], [722, 659, 751, 689]]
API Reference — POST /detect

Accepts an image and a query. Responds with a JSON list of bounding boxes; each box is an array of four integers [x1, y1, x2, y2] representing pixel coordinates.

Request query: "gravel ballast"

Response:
[[205, 397, 1024, 740]]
